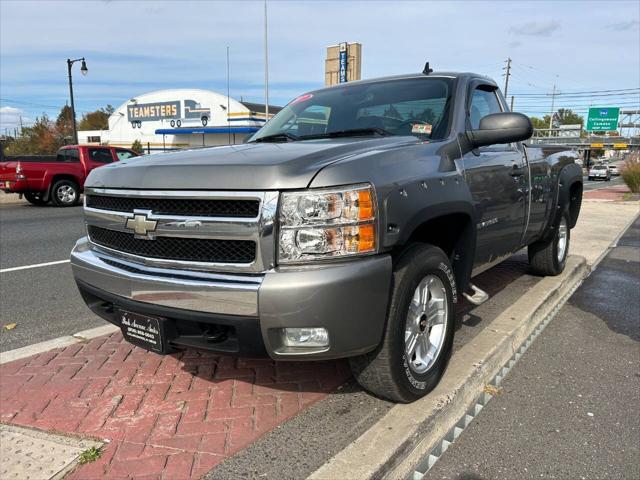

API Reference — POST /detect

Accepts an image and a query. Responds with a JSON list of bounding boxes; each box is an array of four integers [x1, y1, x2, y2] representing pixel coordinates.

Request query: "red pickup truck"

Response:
[[0, 145, 138, 206]]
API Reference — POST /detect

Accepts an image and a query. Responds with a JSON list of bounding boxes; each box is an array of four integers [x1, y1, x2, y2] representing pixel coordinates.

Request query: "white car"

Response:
[[609, 164, 620, 176], [588, 165, 611, 181]]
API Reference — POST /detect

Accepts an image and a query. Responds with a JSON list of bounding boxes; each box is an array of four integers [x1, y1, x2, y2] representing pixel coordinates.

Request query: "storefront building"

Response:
[[78, 89, 281, 152]]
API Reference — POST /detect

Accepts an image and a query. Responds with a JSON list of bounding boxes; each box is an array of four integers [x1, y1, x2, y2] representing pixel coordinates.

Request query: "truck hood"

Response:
[[86, 137, 416, 191]]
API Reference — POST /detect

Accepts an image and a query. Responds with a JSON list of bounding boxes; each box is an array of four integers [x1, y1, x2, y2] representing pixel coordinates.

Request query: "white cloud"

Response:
[[510, 21, 561, 36], [0, 106, 30, 132]]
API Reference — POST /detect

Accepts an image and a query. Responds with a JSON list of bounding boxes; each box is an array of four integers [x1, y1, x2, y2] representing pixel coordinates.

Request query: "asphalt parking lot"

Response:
[[0, 203, 105, 351]]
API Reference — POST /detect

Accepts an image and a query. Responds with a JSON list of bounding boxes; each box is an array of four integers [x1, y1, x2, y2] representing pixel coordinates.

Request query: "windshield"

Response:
[[250, 77, 454, 142], [593, 166, 606, 170]]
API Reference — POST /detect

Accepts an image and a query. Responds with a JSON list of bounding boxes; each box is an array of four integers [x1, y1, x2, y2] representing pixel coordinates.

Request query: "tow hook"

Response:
[[463, 283, 489, 306]]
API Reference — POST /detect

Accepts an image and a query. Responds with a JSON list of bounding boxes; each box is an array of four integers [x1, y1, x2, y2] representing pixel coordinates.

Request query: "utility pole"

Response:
[[19, 116, 23, 136], [510, 96, 514, 111], [503, 58, 512, 99], [227, 46, 231, 145], [548, 82, 556, 137], [264, 0, 269, 121]]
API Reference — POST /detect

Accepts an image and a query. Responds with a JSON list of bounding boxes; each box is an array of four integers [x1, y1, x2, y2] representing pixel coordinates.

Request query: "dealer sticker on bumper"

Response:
[[119, 309, 164, 353]]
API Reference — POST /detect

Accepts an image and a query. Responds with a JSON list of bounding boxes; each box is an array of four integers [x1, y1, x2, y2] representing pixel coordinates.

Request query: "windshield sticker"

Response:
[[412, 123, 432, 135], [291, 93, 314, 105]]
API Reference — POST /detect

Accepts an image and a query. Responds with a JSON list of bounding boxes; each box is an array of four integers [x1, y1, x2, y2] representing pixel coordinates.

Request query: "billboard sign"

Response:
[[127, 101, 181, 123], [586, 107, 620, 131], [339, 42, 348, 83]]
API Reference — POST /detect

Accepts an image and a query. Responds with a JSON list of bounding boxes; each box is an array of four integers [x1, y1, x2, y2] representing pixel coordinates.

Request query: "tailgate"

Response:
[[0, 161, 17, 182]]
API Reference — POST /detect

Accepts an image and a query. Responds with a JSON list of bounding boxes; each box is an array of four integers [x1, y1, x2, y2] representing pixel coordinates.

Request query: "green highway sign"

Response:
[[586, 107, 620, 131]]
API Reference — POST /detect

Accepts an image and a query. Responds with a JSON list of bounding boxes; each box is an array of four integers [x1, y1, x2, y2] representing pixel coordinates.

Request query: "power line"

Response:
[[510, 88, 640, 97]]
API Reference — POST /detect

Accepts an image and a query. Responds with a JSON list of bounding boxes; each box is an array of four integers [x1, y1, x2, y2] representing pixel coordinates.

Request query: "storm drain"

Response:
[[409, 278, 584, 480], [0, 424, 103, 480]]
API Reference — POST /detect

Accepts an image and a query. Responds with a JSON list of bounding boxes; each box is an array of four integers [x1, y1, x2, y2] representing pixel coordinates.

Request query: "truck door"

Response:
[[86, 147, 116, 172], [462, 84, 528, 267]]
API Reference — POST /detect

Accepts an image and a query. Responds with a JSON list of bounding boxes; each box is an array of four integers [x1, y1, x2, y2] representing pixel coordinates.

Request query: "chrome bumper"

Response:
[[71, 237, 393, 360], [71, 237, 261, 316]]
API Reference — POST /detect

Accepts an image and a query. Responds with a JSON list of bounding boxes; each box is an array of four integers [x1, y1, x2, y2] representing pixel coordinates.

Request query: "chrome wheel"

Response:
[[56, 185, 76, 204], [405, 274, 449, 374], [557, 217, 568, 262]]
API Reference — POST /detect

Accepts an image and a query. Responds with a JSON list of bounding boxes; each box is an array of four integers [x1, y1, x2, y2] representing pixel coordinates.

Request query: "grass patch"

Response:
[[78, 446, 102, 465]]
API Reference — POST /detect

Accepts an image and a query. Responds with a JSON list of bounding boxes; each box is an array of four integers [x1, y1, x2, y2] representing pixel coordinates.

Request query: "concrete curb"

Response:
[[308, 256, 588, 480], [0, 324, 118, 365]]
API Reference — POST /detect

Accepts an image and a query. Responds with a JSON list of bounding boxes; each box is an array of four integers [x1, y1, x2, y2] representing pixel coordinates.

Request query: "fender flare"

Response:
[[396, 201, 477, 294], [555, 163, 583, 229]]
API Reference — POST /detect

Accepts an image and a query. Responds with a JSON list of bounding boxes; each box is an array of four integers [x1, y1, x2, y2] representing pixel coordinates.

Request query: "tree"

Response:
[[131, 139, 144, 154], [78, 108, 110, 131], [55, 105, 75, 143], [554, 108, 583, 127], [529, 116, 548, 130], [4, 115, 60, 155]]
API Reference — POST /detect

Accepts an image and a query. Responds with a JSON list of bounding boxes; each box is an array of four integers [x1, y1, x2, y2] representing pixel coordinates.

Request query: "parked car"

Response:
[[0, 145, 139, 206], [71, 69, 583, 403], [608, 164, 620, 176], [588, 164, 611, 181]]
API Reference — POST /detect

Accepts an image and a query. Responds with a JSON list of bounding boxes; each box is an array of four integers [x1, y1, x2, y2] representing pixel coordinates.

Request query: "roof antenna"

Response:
[[422, 62, 433, 75]]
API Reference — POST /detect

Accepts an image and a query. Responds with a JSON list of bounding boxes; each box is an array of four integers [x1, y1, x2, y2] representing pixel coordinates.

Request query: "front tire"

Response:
[[349, 244, 456, 403], [528, 209, 570, 276], [51, 180, 80, 207]]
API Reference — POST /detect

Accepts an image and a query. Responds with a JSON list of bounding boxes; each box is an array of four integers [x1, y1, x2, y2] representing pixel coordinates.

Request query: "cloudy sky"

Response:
[[1, 0, 639, 132]]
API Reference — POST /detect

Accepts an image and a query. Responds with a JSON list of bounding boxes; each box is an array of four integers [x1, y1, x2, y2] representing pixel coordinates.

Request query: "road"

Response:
[[582, 174, 624, 191], [426, 218, 640, 480], [0, 203, 104, 351]]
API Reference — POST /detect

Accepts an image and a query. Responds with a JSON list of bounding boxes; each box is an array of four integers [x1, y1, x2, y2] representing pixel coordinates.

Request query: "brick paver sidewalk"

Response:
[[583, 183, 632, 201], [0, 334, 350, 479]]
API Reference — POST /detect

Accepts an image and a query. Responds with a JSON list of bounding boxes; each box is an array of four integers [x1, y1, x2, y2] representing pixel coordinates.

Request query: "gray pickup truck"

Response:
[[71, 69, 582, 402]]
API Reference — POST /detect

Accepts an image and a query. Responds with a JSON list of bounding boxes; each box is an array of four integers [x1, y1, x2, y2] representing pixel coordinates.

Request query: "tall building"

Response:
[[325, 42, 362, 86]]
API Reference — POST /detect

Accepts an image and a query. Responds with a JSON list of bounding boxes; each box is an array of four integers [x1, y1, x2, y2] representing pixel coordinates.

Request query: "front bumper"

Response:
[[71, 237, 392, 360]]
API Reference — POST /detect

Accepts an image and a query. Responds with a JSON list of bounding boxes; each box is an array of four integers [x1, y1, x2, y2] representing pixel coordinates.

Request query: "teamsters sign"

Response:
[[127, 101, 181, 122]]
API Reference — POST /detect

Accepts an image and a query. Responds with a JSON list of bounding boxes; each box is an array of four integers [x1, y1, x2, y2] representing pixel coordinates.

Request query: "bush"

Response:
[[621, 152, 640, 193], [131, 139, 144, 154]]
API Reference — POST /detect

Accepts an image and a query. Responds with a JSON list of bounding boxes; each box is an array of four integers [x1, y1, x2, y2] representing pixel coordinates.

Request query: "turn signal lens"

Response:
[[357, 190, 374, 221]]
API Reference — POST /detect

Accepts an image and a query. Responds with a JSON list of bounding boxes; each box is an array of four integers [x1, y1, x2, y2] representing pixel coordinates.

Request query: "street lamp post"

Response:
[[66, 57, 88, 144]]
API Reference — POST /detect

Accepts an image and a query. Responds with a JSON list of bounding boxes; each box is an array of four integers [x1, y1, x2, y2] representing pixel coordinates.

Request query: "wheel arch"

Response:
[[394, 205, 476, 294]]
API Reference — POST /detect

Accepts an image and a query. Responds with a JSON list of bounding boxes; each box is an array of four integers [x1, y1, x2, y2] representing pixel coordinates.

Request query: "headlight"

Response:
[[278, 184, 377, 263]]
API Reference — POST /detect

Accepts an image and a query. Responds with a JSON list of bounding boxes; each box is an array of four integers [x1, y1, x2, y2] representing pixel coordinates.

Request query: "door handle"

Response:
[[510, 164, 525, 177]]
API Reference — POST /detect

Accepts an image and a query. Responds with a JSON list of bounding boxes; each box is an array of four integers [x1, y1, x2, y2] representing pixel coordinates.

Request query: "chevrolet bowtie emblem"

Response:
[[126, 213, 158, 237]]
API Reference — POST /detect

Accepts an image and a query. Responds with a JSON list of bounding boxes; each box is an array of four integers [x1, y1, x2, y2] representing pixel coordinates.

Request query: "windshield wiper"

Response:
[[300, 127, 394, 140], [251, 132, 300, 143]]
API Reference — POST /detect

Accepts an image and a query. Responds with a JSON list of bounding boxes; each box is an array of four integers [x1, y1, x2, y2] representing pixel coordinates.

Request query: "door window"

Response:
[[88, 148, 115, 163], [115, 149, 138, 160], [56, 148, 80, 162], [469, 87, 502, 130]]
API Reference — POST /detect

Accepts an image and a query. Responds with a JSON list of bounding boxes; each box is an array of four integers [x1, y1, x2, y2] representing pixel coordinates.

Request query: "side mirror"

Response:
[[469, 112, 533, 149]]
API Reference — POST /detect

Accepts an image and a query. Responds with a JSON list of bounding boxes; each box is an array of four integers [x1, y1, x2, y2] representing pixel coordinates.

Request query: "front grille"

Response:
[[88, 226, 256, 264], [86, 195, 260, 218]]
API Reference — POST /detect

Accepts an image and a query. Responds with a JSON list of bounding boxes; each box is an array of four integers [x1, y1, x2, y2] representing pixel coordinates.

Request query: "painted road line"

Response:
[[0, 259, 70, 273]]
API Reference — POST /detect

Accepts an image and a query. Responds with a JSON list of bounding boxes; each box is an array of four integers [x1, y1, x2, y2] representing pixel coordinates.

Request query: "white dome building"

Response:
[[77, 89, 281, 152]]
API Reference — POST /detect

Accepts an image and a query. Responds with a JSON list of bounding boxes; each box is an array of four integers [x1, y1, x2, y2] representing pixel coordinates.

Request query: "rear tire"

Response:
[[349, 244, 456, 403], [51, 180, 80, 207], [24, 192, 48, 206], [528, 209, 570, 276]]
